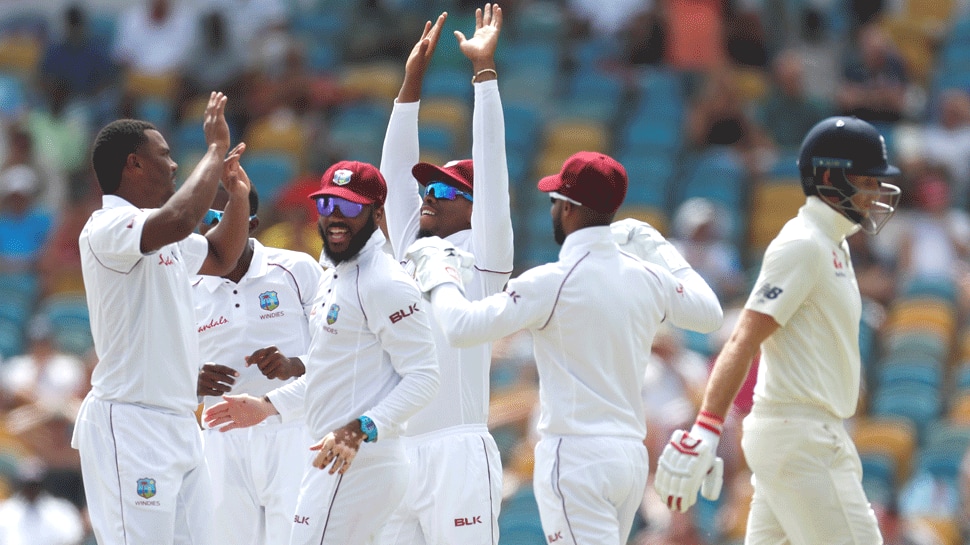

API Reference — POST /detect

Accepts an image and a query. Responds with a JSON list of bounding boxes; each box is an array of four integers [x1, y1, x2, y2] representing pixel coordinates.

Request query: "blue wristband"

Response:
[[357, 415, 378, 443]]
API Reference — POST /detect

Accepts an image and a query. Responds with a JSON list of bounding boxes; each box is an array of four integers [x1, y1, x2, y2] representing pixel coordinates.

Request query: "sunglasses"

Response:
[[425, 182, 473, 202], [316, 196, 366, 218], [203, 209, 257, 226]]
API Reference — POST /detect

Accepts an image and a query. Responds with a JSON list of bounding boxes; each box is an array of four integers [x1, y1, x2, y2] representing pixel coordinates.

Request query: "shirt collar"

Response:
[[102, 194, 139, 210], [334, 229, 388, 269], [193, 238, 265, 293], [558, 225, 615, 260], [801, 196, 861, 242], [444, 229, 471, 247]]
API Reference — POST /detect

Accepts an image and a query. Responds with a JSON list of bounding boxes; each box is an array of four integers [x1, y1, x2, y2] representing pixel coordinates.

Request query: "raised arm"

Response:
[[461, 4, 514, 278], [381, 13, 448, 260]]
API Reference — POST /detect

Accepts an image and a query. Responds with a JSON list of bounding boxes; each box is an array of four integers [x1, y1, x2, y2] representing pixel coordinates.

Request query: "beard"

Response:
[[417, 229, 434, 239], [320, 214, 377, 265], [553, 215, 566, 245]]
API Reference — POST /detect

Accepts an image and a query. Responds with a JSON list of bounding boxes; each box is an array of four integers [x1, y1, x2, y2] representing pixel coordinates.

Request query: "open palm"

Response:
[[456, 3, 502, 63]]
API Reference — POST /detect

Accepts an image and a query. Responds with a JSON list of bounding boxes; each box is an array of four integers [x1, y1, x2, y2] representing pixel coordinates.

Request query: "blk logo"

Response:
[[547, 531, 564, 542], [389, 304, 420, 324], [454, 516, 482, 527], [294, 515, 310, 525], [507, 290, 521, 303]]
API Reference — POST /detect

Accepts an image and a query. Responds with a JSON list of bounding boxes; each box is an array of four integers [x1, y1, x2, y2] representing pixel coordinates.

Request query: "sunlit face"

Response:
[[417, 183, 472, 238], [137, 129, 178, 207], [318, 198, 381, 264]]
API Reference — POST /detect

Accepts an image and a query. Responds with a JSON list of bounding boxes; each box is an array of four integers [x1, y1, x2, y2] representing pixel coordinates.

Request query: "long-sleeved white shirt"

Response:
[[192, 240, 322, 416], [431, 226, 723, 440], [380, 80, 514, 435], [267, 230, 440, 440]]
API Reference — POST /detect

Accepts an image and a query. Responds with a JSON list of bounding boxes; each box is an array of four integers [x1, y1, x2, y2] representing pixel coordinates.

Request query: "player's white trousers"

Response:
[[742, 402, 882, 545], [533, 435, 648, 545], [289, 437, 408, 545], [380, 424, 503, 545], [203, 416, 312, 545], [72, 394, 212, 545]]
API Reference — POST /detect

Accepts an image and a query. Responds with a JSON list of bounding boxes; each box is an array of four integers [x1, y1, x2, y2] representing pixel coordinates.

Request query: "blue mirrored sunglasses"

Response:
[[424, 182, 473, 202], [203, 209, 257, 226], [316, 196, 366, 218]]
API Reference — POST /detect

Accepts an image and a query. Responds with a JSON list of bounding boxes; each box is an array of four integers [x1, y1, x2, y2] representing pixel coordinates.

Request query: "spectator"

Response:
[[25, 81, 91, 183], [0, 165, 54, 274], [38, 4, 117, 102], [919, 89, 970, 208], [112, 0, 198, 76], [0, 316, 87, 412], [2, 125, 66, 215], [179, 11, 247, 111], [757, 49, 832, 151], [836, 23, 908, 123], [0, 458, 84, 545], [669, 197, 744, 304]]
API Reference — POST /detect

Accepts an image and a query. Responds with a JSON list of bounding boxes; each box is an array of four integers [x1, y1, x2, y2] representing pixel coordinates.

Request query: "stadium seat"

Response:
[[870, 383, 942, 441], [876, 361, 943, 391], [418, 125, 457, 158], [619, 152, 676, 209], [0, 316, 24, 359], [746, 182, 804, 255], [243, 115, 308, 160], [852, 417, 917, 485], [0, 72, 25, 118], [339, 61, 403, 102], [419, 98, 470, 143], [883, 331, 949, 364], [241, 152, 300, 204]]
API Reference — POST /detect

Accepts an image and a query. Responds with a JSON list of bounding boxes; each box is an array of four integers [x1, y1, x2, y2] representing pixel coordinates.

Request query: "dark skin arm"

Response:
[[245, 346, 306, 380], [197, 363, 238, 397]]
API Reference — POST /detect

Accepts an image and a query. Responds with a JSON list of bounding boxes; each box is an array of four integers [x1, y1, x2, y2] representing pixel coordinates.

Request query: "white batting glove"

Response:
[[611, 218, 690, 273], [405, 237, 475, 296], [654, 425, 723, 513]]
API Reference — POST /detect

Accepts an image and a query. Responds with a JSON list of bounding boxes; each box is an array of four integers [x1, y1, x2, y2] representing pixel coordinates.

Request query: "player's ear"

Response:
[[126, 153, 140, 170]]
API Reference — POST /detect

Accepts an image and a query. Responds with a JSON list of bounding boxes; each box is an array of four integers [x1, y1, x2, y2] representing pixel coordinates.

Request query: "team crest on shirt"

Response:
[[136, 478, 156, 499], [333, 169, 353, 186], [326, 304, 340, 325], [259, 291, 280, 311]]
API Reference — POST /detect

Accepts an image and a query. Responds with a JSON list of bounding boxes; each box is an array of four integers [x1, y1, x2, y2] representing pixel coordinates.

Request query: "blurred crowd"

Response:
[[3, 0, 970, 543]]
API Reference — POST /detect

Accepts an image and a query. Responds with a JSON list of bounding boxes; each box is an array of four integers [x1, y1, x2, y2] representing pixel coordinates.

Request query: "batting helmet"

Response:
[[797, 116, 901, 234]]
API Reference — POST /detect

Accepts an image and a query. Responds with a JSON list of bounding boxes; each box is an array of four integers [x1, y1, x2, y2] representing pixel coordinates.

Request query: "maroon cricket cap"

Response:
[[309, 161, 387, 205], [411, 159, 474, 193], [537, 151, 628, 214]]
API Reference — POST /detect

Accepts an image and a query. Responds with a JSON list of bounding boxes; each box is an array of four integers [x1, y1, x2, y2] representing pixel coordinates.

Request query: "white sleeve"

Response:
[[380, 100, 423, 261], [364, 275, 440, 438], [664, 267, 724, 333], [470, 80, 514, 278], [430, 267, 557, 348], [178, 233, 209, 275], [86, 207, 151, 272], [745, 237, 820, 326], [266, 376, 307, 424]]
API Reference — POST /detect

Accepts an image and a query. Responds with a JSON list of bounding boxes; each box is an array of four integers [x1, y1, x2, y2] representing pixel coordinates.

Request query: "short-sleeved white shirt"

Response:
[[79, 195, 208, 414], [431, 226, 723, 439], [268, 230, 439, 440], [192, 240, 322, 415], [746, 196, 864, 418]]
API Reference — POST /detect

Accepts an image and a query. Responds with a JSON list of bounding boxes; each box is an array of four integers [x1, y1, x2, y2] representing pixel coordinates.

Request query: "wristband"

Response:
[[694, 410, 724, 436], [471, 68, 497, 83], [357, 415, 378, 443]]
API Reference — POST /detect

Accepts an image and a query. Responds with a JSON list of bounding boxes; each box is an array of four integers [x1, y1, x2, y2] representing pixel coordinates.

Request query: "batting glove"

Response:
[[405, 237, 475, 296], [654, 413, 725, 513], [611, 218, 690, 273]]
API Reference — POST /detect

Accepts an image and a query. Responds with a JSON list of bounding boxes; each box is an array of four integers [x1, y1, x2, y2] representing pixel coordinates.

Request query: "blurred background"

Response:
[[1, 0, 970, 543]]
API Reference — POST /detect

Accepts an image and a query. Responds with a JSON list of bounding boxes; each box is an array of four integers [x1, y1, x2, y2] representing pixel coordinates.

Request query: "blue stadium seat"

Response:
[[241, 152, 299, 204], [419, 125, 457, 158], [619, 152, 676, 209], [0, 72, 25, 118], [0, 316, 24, 358], [870, 382, 942, 439], [422, 67, 472, 101], [876, 362, 943, 390]]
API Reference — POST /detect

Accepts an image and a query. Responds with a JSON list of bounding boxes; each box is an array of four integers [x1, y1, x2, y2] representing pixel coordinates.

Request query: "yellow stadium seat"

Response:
[[124, 70, 180, 100], [884, 298, 957, 342], [0, 35, 41, 76], [948, 392, 970, 425], [243, 117, 306, 161], [339, 61, 403, 102], [747, 182, 804, 253], [852, 417, 917, 485], [419, 98, 470, 139], [540, 119, 610, 159]]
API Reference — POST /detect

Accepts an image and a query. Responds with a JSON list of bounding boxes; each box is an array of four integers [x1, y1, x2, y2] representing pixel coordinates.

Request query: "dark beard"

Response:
[[321, 214, 377, 264], [417, 229, 433, 239], [553, 216, 566, 245]]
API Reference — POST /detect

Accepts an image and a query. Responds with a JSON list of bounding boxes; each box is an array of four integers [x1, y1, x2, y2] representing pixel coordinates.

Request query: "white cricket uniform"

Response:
[[379, 79, 513, 545], [430, 226, 723, 545], [72, 195, 212, 545], [266, 230, 439, 545], [192, 240, 322, 545], [741, 196, 882, 545]]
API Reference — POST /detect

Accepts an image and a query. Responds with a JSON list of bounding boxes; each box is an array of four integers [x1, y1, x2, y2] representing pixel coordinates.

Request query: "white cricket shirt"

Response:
[[79, 195, 208, 414], [267, 230, 439, 440], [432, 226, 723, 439], [746, 196, 864, 419], [192, 240, 323, 415], [380, 80, 515, 435]]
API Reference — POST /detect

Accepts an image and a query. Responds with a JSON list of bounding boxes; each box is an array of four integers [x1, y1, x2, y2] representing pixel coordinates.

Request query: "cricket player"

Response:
[[379, 6, 513, 544], [193, 184, 322, 545], [204, 160, 440, 545], [406, 151, 724, 545], [654, 116, 902, 545], [72, 92, 250, 545]]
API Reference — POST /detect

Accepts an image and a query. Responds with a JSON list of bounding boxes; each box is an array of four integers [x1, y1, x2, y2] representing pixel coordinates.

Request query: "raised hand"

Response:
[[222, 145, 251, 199], [406, 12, 447, 80], [455, 3, 502, 68], [203, 394, 277, 431], [310, 421, 367, 475], [202, 91, 230, 153], [197, 362, 238, 397]]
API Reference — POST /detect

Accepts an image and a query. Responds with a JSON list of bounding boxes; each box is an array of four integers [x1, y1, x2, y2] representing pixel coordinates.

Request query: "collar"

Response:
[[801, 196, 861, 242], [558, 225, 615, 260], [102, 194, 139, 210], [444, 229, 471, 247], [333, 229, 388, 270], [194, 239, 267, 293]]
